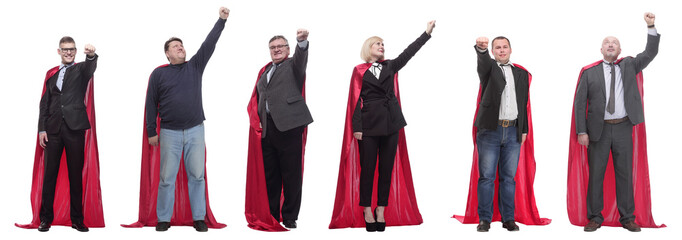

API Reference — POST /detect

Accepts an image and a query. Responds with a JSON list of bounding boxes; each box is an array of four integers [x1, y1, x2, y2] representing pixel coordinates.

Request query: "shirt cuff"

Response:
[[297, 40, 308, 49], [39, 131, 46, 134], [648, 28, 658, 36]]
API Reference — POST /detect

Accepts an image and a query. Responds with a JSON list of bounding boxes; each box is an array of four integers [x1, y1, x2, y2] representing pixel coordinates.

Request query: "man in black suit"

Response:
[[37, 37, 97, 232], [574, 12, 659, 232], [474, 36, 529, 232], [256, 29, 313, 229]]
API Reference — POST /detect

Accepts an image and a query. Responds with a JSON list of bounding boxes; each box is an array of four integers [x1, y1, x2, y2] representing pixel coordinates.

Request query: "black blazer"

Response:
[[39, 54, 98, 134], [352, 32, 430, 136], [474, 46, 529, 142]]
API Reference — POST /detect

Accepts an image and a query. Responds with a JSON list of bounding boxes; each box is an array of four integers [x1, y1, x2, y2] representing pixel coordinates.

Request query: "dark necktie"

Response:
[[607, 62, 616, 114]]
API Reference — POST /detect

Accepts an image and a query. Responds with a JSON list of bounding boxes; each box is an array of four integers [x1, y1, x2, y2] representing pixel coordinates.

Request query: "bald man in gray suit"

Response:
[[574, 12, 659, 233]]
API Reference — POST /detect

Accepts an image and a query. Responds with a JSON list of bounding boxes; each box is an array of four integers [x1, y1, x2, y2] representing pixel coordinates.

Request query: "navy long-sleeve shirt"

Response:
[[145, 18, 226, 137]]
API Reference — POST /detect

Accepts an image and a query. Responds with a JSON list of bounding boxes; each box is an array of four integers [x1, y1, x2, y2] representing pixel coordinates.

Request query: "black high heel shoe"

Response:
[[364, 211, 377, 232], [374, 209, 386, 232]]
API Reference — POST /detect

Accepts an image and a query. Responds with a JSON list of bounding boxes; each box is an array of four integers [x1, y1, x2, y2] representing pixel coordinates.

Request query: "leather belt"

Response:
[[604, 116, 629, 124], [498, 119, 517, 127]]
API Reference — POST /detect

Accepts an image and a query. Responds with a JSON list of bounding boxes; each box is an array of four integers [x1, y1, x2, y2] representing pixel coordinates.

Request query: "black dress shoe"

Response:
[[363, 211, 377, 232], [71, 222, 89, 232], [155, 221, 171, 231], [374, 209, 385, 232], [502, 220, 519, 231], [283, 219, 297, 229], [477, 220, 490, 232], [622, 221, 641, 232], [193, 220, 208, 232], [584, 219, 601, 232], [38, 221, 51, 232]]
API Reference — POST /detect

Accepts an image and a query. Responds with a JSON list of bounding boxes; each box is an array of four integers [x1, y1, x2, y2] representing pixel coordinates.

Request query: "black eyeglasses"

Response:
[[60, 48, 77, 53], [269, 44, 289, 50]]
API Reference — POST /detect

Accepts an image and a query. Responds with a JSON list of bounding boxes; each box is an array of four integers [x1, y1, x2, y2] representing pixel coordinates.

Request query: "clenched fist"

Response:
[[476, 36, 489, 50], [297, 29, 309, 42], [220, 7, 230, 20], [644, 12, 655, 26], [84, 44, 96, 57]]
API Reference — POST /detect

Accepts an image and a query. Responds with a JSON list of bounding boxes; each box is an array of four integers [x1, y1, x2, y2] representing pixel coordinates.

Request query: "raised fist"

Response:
[[84, 44, 96, 57], [644, 12, 655, 26], [476, 37, 489, 50], [296, 29, 309, 42], [219, 7, 230, 19]]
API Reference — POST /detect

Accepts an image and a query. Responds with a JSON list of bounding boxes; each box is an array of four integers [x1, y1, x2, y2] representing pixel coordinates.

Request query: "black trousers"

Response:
[[587, 120, 635, 224], [40, 121, 85, 224], [359, 131, 399, 207], [262, 115, 304, 221]]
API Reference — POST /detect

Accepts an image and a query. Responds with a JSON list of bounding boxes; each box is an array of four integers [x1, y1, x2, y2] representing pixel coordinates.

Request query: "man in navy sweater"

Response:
[[144, 7, 229, 232]]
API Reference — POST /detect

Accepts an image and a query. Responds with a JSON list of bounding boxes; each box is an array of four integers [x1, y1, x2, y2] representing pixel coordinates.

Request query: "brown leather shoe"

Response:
[[622, 221, 641, 232], [584, 220, 601, 232]]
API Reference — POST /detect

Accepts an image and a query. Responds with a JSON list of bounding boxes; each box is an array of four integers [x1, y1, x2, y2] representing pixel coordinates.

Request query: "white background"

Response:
[[1, 0, 679, 240]]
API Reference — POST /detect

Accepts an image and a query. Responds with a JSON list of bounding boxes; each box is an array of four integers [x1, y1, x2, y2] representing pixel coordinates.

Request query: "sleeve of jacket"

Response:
[[574, 71, 589, 134], [38, 79, 51, 132], [476, 46, 493, 85], [352, 98, 362, 132], [633, 33, 660, 73], [292, 41, 309, 87], [390, 32, 431, 72]]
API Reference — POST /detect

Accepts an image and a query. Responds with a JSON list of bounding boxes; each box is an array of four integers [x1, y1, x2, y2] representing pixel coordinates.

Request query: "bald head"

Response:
[[601, 36, 621, 62]]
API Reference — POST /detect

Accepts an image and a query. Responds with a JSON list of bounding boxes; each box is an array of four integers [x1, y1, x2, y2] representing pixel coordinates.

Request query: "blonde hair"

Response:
[[360, 36, 384, 63]]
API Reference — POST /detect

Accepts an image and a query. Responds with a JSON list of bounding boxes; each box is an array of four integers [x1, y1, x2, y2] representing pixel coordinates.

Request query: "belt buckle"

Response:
[[501, 120, 510, 127]]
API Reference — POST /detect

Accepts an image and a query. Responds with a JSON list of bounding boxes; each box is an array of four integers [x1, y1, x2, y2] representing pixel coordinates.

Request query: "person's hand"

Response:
[[296, 29, 309, 42], [39, 132, 48, 148], [426, 20, 436, 35], [476, 37, 489, 50], [148, 135, 159, 146], [644, 12, 655, 26], [521, 133, 527, 145], [578, 134, 589, 147], [219, 7, 230, 20], [259, 122, 262, 129], [353, 132, 362, 140], [84, 44, 96, 57]]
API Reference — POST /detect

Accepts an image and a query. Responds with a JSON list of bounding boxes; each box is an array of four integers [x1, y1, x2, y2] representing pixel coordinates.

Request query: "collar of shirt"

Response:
[[496, 61, 513, 68], [60, 62, 74, 69]]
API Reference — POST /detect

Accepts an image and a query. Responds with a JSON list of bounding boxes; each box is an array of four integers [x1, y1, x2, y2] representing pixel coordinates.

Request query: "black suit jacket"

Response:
[[574, 33, 660, 141], [39, 54, 98, 134], [474, 46, 529, 142], [352, 32, 430, 136]]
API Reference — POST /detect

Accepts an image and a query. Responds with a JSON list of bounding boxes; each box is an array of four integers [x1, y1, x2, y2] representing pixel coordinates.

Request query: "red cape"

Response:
[[122, 64, 225, 228], [329, 63, 423, 229], [245, 62, 308, 231], [566, 59, 664, 228], [16, 66, 105, 229], [453, 64, 550, 225]]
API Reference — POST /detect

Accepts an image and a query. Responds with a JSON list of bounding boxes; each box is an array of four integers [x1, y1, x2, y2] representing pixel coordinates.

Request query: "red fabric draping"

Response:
[[16, 66, 105, 229], [453, 64, 550, 225], [566, 59, 664, 228], [122, 64, 225, 229], [329, 63, 423, 229], [245, 62, 308, 231]]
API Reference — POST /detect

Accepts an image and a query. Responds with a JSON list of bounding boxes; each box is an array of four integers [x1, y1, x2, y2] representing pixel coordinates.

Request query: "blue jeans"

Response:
[[157, 123, 206, 221], [476, 125, 521, 222]]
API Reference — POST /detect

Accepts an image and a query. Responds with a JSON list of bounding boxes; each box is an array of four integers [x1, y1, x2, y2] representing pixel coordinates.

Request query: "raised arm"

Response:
[[389, 20, 435, 72], [81, 44, 98, 78], [292, 28, 309, 85], [633, 12, 660, 73], [190, 7, 229, 71], [475, 36, 493, 84]]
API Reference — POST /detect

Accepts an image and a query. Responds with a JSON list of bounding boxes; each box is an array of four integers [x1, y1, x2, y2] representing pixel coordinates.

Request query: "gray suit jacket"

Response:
[[257, 42, 313, 138], [574, 33, 660, 141]]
